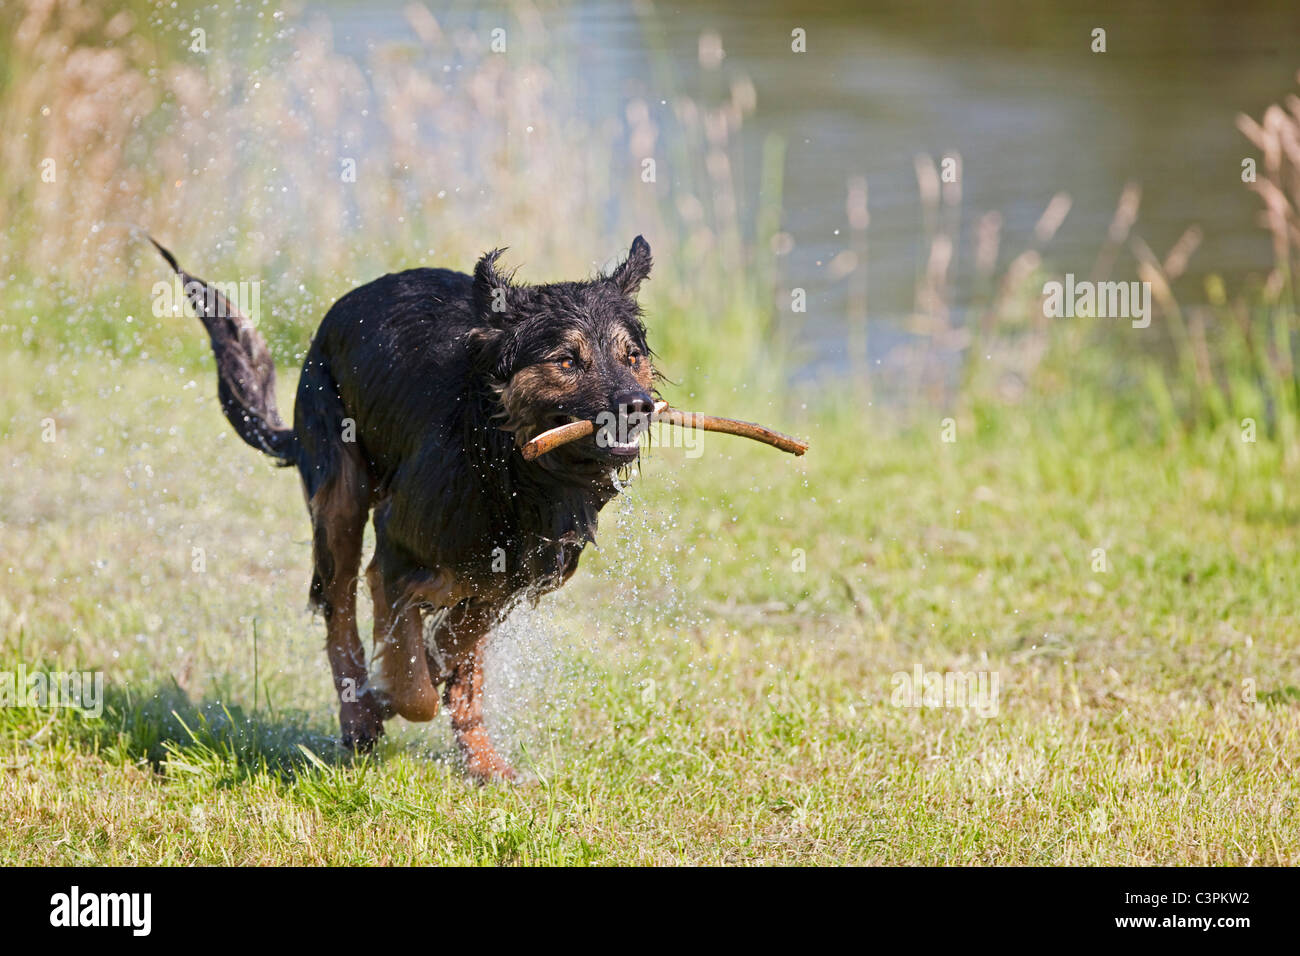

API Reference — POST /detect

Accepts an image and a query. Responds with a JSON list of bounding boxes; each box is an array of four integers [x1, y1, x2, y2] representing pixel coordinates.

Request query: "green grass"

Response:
[[1, 346, 1298, 865]]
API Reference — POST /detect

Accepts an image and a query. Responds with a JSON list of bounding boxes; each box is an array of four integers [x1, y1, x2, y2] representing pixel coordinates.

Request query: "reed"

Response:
[[0, 0, 784, 402], [1130, 72, 1300, 454]]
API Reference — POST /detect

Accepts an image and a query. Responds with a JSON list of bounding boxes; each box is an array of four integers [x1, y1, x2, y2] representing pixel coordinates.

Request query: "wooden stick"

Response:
[[521, 418, 597, 460], [521, 401, 808, 460], [653, 407, 809, 456]]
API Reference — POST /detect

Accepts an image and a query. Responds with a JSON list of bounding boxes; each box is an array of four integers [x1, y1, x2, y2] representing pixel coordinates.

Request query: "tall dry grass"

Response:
[[0, 0, 786, 398], [1129, 71, 1300, 454], [889, 71, 1300, 448]]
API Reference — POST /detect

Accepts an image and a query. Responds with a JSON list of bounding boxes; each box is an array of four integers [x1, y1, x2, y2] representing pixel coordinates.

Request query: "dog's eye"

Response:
[[628, 349, 642, 367], [557, 356, 576, 370]]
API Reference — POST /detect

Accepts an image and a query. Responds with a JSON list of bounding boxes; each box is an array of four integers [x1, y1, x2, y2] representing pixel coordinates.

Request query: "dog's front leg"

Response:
[[446, 644, 516, 783], [433, 602, 516, 783], [366, 562, 442, 723]]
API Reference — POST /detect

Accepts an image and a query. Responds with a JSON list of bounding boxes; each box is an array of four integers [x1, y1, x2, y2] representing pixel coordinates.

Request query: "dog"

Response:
[[151, 236, 658, 781]]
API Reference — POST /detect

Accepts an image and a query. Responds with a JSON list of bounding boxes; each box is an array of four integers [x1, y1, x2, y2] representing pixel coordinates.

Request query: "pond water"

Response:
[[314, 0, 1300, 376]]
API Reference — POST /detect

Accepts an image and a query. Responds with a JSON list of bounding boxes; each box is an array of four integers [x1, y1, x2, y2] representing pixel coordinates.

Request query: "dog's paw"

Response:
[[464, 753, 520, 786], [338, 697, 386, 753]]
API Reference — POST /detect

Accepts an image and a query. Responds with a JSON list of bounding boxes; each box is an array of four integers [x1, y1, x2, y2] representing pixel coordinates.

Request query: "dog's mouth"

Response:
[[595, 427, 643, 459], [543, 413, 647, 461]]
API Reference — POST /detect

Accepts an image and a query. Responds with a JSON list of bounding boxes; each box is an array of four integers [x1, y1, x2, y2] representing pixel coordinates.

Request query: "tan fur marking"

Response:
[[496, 326, 655, 441]]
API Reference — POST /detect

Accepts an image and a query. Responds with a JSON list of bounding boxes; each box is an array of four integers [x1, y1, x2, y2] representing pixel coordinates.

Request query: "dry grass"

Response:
[[0, 0, 788, 401]]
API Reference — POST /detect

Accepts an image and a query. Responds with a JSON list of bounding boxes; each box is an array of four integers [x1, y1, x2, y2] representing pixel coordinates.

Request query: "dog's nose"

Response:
[[613, 390, 655, 418]]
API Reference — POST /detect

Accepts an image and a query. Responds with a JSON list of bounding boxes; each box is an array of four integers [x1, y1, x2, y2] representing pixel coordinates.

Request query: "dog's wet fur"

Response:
[[152, 236, 658, 781]]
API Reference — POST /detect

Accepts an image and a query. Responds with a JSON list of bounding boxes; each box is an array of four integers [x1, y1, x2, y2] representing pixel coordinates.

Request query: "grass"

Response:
[[2, 346, 1298, 865]]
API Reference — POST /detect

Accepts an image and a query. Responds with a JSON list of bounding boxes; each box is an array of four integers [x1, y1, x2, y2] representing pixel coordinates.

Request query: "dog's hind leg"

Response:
[[297, 357, 383, 750], [308, 474, 385, 750]]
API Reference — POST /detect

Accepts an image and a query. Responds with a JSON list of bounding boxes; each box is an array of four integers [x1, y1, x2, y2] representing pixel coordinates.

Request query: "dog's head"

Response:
[[469, 236, 659, 471]]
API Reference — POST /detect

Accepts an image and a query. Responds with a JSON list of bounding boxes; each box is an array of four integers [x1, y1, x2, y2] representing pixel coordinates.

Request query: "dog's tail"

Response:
[[150, 238, 297, 466]]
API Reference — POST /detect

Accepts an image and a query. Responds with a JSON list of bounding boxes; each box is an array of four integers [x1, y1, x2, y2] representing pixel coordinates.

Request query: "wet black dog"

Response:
[[152, 237, 657, 780]]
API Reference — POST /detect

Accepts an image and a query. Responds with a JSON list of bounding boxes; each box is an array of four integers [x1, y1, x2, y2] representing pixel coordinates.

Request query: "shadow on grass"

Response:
[[2, 661, 472, 788], [1240, 503, 1300, 526], [80, 679, 351, 784]]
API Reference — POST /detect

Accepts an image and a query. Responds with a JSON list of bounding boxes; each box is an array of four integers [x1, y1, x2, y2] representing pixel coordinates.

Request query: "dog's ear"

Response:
[[465, 324, 514, 382], [610, 235, 652, 296], [473, 248, 513, 321]]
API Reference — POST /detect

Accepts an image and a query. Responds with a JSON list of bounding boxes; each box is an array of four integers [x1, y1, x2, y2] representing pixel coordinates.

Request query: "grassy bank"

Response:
[[1, 348, 1297, 865]]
